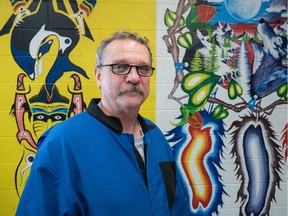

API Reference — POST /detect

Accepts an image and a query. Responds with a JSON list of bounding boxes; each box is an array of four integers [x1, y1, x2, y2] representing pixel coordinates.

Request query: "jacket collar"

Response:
[[87, 98, 153, 134]]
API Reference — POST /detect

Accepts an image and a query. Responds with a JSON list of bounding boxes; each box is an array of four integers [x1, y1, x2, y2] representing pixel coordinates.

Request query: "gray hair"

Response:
[[96, 31, 153, 67]]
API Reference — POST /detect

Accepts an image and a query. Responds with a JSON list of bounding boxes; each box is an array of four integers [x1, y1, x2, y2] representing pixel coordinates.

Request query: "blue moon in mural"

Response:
[[225, 0, 261, 20]]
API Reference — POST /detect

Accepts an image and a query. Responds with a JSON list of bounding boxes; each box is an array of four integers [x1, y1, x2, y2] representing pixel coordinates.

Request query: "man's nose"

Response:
[[127, 66, 141, 82]]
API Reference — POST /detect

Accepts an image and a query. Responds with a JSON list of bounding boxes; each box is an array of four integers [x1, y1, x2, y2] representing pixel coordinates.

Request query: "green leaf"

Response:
[[164, 9, 185, 28], [170, 104, 197, 126], [181, 71, 221, 93], [212, 104, 229, 120], [177, 32, 193, 49], [228, 79, 243, 100], [277, 82, 288, 100], [186, 4, 198, 29], [181, 71, 221, 110]]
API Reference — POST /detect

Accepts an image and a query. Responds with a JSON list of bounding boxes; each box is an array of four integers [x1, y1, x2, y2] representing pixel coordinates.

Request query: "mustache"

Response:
[[118, 84, 144, 96]]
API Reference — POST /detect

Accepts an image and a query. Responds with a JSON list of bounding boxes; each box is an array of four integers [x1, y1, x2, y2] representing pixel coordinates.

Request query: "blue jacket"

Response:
[[16, 99, 188, 216]]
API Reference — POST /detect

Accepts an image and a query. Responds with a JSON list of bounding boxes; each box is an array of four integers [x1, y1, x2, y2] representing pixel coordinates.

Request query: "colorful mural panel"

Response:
[[156, 0, 287, 215]]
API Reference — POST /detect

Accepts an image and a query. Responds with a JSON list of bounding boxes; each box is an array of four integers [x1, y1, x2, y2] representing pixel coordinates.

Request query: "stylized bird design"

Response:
[[248, 18, 287, 110], [10, 0, 89, 99]]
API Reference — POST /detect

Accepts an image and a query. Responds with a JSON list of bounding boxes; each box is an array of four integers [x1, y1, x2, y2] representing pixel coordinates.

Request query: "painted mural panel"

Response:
[[0, 1, 97, 214], [0, 0, 156, 215], [156, 0, 287, 215]]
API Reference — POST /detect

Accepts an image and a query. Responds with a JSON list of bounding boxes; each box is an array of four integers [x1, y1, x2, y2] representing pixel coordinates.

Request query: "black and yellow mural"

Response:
[[5, 0, 96, 197], [0, 0, 156, 215]]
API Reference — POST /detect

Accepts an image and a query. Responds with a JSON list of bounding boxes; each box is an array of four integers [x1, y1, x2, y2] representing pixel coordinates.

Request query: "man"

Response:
[[16, 31, 188, 215]]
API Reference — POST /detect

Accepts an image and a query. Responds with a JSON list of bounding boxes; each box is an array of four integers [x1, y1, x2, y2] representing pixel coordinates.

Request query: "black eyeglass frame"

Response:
[[98, 64, 155, 77]]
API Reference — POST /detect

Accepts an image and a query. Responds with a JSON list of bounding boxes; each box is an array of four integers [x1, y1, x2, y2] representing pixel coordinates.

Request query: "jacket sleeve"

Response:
[[15, 129, 75, 216], [15, 157, 71, 216]]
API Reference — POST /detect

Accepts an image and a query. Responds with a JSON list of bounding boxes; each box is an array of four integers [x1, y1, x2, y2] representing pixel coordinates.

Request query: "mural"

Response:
[[160, 0, 287, 215], [1, 1, 156, 214], [0, 0, 96, 196], [0, 0, 286, 215]]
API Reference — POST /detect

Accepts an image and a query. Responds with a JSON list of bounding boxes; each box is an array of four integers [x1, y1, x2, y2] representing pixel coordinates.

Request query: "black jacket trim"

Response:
[[86, 98, 155, 134], [159, 161, 176, 209]]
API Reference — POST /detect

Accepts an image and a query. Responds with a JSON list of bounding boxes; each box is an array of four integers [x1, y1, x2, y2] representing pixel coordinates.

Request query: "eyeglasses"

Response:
[[98, 64, 155, 77]]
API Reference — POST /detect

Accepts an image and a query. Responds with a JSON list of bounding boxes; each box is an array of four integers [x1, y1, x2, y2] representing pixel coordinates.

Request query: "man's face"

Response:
[[95, 39, 151, 115]]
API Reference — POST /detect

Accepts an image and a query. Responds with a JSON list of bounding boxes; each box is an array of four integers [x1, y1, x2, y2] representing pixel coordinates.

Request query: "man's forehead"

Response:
[[103, 40, 150, 63]]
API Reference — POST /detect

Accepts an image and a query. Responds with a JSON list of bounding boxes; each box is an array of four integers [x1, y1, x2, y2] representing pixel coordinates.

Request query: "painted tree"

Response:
[[190, 49, 203, 72], [204, 38, 220, 73], [221, 48, 225, 58], [223, 37, 231, 48], [253, 31, 260, 41]]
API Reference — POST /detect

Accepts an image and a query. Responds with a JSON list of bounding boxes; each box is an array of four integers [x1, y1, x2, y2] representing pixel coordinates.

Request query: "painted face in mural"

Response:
[[31, 102, 69, 139], [95, 39, 151, 114]]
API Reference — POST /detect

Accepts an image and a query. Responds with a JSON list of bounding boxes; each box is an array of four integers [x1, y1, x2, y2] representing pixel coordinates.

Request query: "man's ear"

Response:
[[95, 68, 101, 88]]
